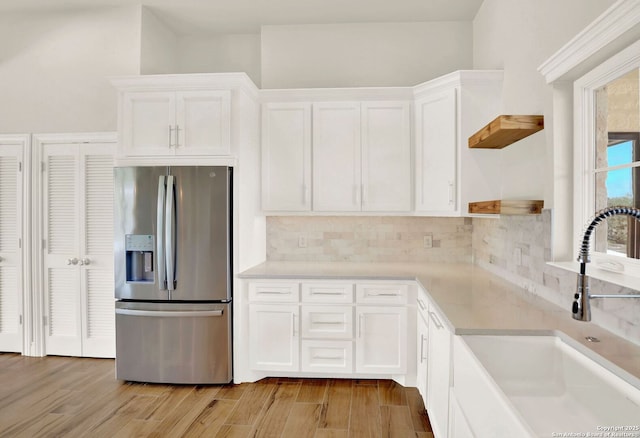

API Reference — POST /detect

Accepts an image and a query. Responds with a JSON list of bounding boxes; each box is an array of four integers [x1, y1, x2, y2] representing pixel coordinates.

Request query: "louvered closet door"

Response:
[[79, 143, 114, 358], [0, 143, 23, 353], [43, 143, 82, 356]]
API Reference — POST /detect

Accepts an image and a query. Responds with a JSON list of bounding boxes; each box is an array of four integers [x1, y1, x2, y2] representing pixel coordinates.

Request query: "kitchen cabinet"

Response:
[[355, 305, 407, 374], [426, 304, 452, 438], [415, 89, 457, 213], [313, 101, 411, 212], [246, 279, 410, 378], [0, 135, 27, 354], [248, 281, 300, 372], [261, 102, 312, 211], [249, 303, 300, 372], [120, 90, 230, 157], [414, 70, 503, 216], [416, 289, 429, 404], [39, 134, 116, 358]]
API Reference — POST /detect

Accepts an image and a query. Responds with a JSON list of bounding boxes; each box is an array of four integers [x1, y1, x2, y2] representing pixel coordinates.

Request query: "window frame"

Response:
[[574, 39, 640, 277]]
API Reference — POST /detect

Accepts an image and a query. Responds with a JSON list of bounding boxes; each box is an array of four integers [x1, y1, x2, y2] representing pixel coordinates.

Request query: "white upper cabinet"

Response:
[[414, 71, 503, 216], [112, 73, 259, 165], [415, 89, 457, 213], [313, 102, 362, 212], [361, 102, 411, 212], [121, 89, 230, 157], [261, 102, 312, 211]]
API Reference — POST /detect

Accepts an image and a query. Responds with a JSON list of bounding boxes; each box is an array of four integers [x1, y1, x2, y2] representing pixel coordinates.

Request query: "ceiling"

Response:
[[0, 0, 485, 35]]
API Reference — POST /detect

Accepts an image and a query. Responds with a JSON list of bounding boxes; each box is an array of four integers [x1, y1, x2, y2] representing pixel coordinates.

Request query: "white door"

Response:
[[0, 138, 25, 353], [355, 306, 407, 374], [415, 88, 458, 213], [121, 91, 176, 157], [361, 101, 411, 212], [79, 145, 115, 358], [249, 304, 299, 372], [176, 90, 231, 156], [262, 102, 312, 211], [42, 139, 115, 358], [42, 143, 82, 356], [313, 102, 361, 212]]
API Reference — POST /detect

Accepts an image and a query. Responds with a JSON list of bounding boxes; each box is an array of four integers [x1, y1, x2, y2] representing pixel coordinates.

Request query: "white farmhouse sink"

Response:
[[461, 335, 640, 436]]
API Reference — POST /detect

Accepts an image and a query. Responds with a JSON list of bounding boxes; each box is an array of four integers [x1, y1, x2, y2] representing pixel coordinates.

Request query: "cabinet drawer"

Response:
[[301, 282, 354, 303], [301, 305, 353, 339], [356, 283, 408, 304], [301, 340, 353, 374], [248, 282, 299, 302]]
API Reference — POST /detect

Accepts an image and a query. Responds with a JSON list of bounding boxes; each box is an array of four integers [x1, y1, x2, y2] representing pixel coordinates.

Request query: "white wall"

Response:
[[176, 34, 261, 86], [261, 22, 473, 88], [473, 0, 615, 203], [140, 7, 178, 74], [0, 7, 141, 133]]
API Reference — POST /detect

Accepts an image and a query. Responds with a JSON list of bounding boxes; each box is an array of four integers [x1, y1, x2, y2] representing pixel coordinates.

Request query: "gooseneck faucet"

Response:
[[573, 206, 640, 321]]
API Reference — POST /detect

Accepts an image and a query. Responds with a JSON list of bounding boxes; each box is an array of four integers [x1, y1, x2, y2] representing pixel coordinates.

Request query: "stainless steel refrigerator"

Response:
[[114, 166, 232, 384]]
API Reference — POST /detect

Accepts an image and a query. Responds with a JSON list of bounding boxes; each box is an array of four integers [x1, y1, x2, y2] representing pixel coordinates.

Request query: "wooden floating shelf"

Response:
[[468, 115, 544, 149], [468, 200, 544, 215]]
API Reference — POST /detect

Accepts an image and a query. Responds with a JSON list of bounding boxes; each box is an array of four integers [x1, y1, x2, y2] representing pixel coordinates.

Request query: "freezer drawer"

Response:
[[115, 301, 232, 384]]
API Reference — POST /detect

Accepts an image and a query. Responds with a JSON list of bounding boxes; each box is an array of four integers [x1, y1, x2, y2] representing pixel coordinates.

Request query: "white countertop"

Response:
[[239, 261, 640, 388]]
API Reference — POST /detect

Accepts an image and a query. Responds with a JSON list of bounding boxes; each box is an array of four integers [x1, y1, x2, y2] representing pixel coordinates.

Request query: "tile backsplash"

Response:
[[266, 211, 640, 346], [472, 209, 640, 346], [266, 216, 472, 263]]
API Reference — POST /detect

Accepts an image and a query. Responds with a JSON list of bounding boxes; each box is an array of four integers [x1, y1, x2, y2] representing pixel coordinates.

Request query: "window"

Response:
[[575, 42, 640, 279]]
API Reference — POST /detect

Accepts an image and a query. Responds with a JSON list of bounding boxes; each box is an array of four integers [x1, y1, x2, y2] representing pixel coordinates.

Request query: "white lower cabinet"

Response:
[[449, 390, 475, 438], [247, 280, 409, 378], [249, 303, 299, 372], [355, 306, 407, 374], [416, 290, 429, 403], [426, 304, 452, 438]]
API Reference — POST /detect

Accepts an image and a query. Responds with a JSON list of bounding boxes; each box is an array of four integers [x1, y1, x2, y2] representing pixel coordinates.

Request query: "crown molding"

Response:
[[539, 0, 640, 83]]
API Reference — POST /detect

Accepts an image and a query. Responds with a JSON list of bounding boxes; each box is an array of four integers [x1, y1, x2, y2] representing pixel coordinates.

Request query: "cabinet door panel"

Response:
[[0, 142, 23, 353], [80, 147, 115, 358], [313, 102, 361, 212], [427, 306, 452, 438], [415, 88, 457, 213], [177, 90, 230, 156], [122, 92, 175, 157], [249, 304, 299, 371], [361, 102, 411, 212], [262, 103, 311, 211], [355, 306, 406, 374]]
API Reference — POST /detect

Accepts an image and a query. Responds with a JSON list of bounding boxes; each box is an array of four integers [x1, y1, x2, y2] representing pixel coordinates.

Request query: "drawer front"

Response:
[[301, 282, 354, 303], [301, 340, 353, 374], [356, 283, 408, 304], [248, 282, 299, 302], [301, 305, 353, 339]]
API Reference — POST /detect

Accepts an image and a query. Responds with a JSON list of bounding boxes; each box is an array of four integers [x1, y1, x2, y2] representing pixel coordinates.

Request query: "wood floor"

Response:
[[0, 353, 433, 438]]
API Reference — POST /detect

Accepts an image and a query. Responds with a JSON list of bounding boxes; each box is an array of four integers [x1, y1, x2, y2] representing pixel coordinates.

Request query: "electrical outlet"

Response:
[[423, 235, 433, 248], [298, 235, 307, 248]]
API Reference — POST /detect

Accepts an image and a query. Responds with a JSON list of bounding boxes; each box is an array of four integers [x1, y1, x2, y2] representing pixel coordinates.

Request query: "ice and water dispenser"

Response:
[[125, 234, 154, 283]]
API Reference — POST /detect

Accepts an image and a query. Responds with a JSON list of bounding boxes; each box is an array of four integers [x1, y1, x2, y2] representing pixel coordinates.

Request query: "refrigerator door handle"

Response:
[[156, 175, 167, 290], [165, 175, 176, 292], [116, 309, 224, 317]]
